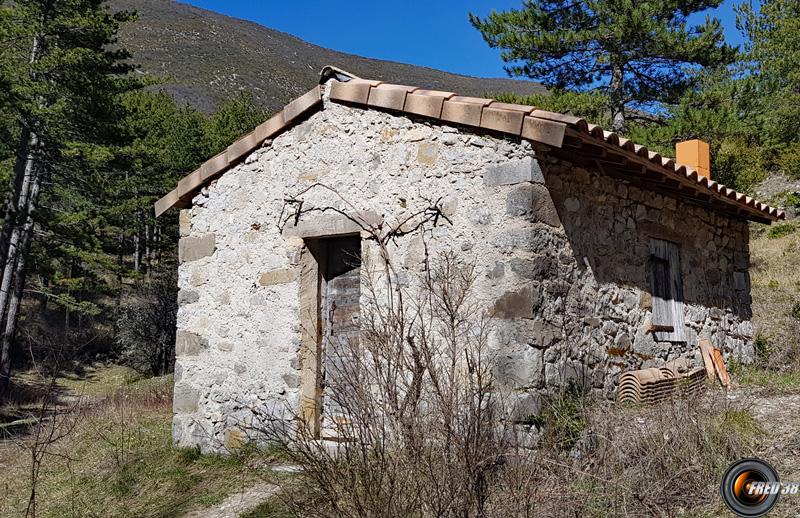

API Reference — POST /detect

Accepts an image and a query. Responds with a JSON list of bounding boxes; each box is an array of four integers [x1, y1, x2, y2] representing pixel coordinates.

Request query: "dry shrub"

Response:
[[487, 392, 756, 517], [255, 251, 756, 517], [256, 251, 517, 517], [580, 395, 751, 514]]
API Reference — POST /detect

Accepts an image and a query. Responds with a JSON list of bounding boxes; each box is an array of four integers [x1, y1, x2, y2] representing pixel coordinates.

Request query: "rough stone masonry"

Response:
[[172, 82, 754, 452]]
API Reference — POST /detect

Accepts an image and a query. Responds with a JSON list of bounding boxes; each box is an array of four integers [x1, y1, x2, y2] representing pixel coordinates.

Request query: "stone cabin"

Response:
[[155, 67, 784, 452]]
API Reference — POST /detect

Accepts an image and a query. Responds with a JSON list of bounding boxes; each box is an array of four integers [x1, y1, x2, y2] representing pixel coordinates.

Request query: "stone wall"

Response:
[[172, 82, 753, 451], [513, 155, 754, 402]]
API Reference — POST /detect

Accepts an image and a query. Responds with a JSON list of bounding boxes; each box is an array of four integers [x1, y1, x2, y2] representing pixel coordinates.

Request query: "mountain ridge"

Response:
[[111, 0, 546, 113]]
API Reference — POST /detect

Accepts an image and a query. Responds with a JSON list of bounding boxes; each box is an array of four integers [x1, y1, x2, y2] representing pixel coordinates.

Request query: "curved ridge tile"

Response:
[[603, 131, 620, 146]]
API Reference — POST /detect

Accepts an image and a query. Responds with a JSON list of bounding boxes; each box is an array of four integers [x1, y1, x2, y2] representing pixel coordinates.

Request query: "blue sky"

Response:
[[183, 0, 751, 79]]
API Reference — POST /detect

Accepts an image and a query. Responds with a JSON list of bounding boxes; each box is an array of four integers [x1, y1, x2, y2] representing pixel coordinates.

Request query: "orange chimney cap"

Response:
[[676, 139, 710, 179]]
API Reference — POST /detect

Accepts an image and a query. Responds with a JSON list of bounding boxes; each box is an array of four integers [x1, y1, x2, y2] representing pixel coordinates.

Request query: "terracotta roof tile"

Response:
[[440, 97, 488, 127], [283, 86, 323, 122], [488, 102, 536, 114], [329, 79, 375, 104], [403, 90, 455, 118], [154, 189, 180, 218], [449, 95, 493, 105], [521, 116, 566, 148], [177, 169, 203, 198], [367, 83, 417, 111], [155, 72, 784, 223], [480, 105, 527, 134], [403, 94, 442, 118], [531, 110, 585, 128], [227, 130, 262, 164], [200, 151, 229, 182], [254, 111, 287, 143]]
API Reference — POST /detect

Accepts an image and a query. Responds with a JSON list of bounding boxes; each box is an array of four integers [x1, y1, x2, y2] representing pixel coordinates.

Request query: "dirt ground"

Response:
[[182, 482, 280, 518]]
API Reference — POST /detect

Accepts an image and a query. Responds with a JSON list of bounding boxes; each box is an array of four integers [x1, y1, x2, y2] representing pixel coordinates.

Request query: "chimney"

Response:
[[675, 139, 710, 179]]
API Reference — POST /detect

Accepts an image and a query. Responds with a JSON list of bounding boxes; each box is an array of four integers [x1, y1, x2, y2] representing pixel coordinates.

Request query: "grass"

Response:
[[721, 407, 765, 442], [730, 361, 800, 393], [240, 499, 293, 518], [0, 366, 283, 518], [533, 384, 587, 452], [748, 222, 800, 374], [54, 364, 144, 396]]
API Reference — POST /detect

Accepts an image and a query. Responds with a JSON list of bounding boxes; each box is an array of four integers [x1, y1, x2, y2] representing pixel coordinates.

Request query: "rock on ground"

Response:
[[182, 482, 279, 518]]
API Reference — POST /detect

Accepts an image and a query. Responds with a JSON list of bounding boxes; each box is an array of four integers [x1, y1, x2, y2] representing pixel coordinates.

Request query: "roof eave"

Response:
[[154, 85, 323, 217], [155, 68, 783, 223]]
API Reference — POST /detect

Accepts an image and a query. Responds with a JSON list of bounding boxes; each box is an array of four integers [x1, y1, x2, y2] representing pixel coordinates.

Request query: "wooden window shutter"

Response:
[[649, 239, 686, 342]]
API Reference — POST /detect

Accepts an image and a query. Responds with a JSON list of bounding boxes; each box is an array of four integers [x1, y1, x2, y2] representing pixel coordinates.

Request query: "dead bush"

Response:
[[250, 247, 755, 517], [487, 392, 758, 517], [254, 251, 520, 517], [115, 266, 177, 376]]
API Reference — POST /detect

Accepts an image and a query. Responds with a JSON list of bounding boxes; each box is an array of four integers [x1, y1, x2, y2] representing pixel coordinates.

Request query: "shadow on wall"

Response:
[[537, 157, 752, 322]]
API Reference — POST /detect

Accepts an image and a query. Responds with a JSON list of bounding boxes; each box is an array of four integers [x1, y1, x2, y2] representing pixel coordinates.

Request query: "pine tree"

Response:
[[470, 0, 736, 132], [0, 0, 139, 397], [205, 91, 268, 155], [737, 0, 800, 178]]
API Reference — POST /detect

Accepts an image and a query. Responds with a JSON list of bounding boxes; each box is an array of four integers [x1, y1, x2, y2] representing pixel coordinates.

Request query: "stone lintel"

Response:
[[283, 210, 383, 239], [637, 220, 684, 244]]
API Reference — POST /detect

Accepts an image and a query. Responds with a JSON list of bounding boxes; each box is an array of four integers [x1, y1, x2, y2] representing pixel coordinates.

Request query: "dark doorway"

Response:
[[318, 236, 361, 432]]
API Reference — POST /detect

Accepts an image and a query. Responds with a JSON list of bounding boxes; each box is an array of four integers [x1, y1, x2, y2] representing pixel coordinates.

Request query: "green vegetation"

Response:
[[753, 334, 772, 364], [471, 0, 735, 133], [729, 361, 800, 393], [0, 1, 270, 392], [749, 221, 800, 377], [536, 384, 588, 451], [240, 499, 293, 518], [767, 223, 796, 239], [792, 301, 800, 320], [474, 0, 800, 193], [0, 368, 283, 518], [721, 408, 764, 442]]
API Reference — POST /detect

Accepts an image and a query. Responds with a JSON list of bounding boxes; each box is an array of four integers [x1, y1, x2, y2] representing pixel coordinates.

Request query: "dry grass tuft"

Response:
[[262, 389, 757, 517], [0, 369, 279, 518], [749, 224, 800, 374]]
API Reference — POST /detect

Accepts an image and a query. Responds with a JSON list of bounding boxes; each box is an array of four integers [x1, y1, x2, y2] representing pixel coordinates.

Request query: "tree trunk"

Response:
[[155, 224, 161, 265], [64, 260, 72, 330], [0, 129, 39, 313], [609, 63, 625, 133], [133, 226, 140, 272], [0, 172, 41, 392], [0, 33, 40, 266], [0, 161, 41, 398], [144, 223, 151, 275], [0, 130, 33, 266]]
